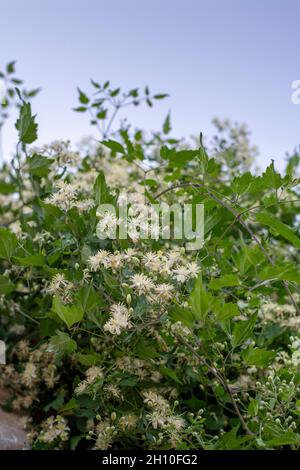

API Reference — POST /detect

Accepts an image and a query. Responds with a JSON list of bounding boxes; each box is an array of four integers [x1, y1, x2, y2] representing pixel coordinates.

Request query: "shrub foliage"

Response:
[[0, 63, 300, 450]]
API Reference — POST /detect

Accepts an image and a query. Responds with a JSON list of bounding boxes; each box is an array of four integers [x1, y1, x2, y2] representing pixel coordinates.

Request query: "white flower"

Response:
[[166, 250, 182, 267], [166, 415, 185, 431], [85, 366, 103, 383], [74, 198, 95, 213], [103, 303, 131, 335], [118, 414, 138, 430], [38, 415, 70, 444], [131, 273, 155, 295], [143, 252, 166, 273], [186, 262, 200, 278], [109, 253, 123, 270], [143, 390, 170, 415], [45, 181, 77, 211], [9, 221, 23, 238], [122, 248, 138, 260], [155, 283, 174, 302], [96, 211, 119, 239], [172, 266, 190, 283], [88, 250, 111, 271], [21, 362, 37, 388], [47, 273, 74, 303]]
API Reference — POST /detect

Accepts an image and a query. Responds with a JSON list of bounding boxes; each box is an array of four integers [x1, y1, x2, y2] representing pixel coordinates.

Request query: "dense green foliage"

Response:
[[0, 63, 300, 450]]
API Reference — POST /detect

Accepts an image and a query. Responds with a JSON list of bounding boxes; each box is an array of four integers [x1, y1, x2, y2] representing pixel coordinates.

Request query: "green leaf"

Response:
[[26, 154, 54, 177], [110, 87, 120, 97], [77, 283, 104, 311], [70, 435, 83, 450], [190, 275, 213, 321], [208, 274, 240, 290], [94, 171, 112, 205], [75, 353, 100, 366], [0, 181, 16, 194], [166, 149, 198, 167], [162, 112, 171, 134], [231, 172, 253, 195], [214, 426, 253, 450], [73, 106, 87, 112], [153, 94, 169, 100], [248, 161, 283, 194], [0, 227, 18, 261], [0, 275, 15, 294], [213, 300, 239, 321], [266, 433, 300, 447], [101, 139, 125, 154], [52, 296, 84, 328], [248, 399, 259, 417], [168, 306, 195, 328], [264, 423, 300, 446], [15, 101, 38, 144], [77, 88, 89, 104], [232, 314, 257, 348], [159, 365, 182, 384], [259, 264, 300, 284], [6, 61, 16, 74], [135, 339, 159, 359], [47, 331, 77, 357], [261, 160, 282, 190], [242, 347, 276, 367], [197, 145, 209, 173], [44, 394, 65, 412], [256, 212, 300, 249], [13, 253, 46, 267]]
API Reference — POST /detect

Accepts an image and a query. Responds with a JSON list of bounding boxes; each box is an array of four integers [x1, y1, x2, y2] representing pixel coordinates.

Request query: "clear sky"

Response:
[[1, 0, 300, 171]]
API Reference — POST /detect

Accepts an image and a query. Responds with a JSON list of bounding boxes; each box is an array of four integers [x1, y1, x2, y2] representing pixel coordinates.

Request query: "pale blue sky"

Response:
[[1, 0, 300, 170]]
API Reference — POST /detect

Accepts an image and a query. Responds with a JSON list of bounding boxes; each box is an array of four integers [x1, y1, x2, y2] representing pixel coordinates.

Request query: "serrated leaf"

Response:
[[47, 331, 77, 357], [26, 154, 54, 177], [213, 300, 239, 321], [242, 347, 276, 367], [231, 172, 253, 195], [52, 296, 84, 328], [77, 283, 104, 311], [15, 101, 38, 144], [232, 314, 257, 348], [256, 212, 300, 249]]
